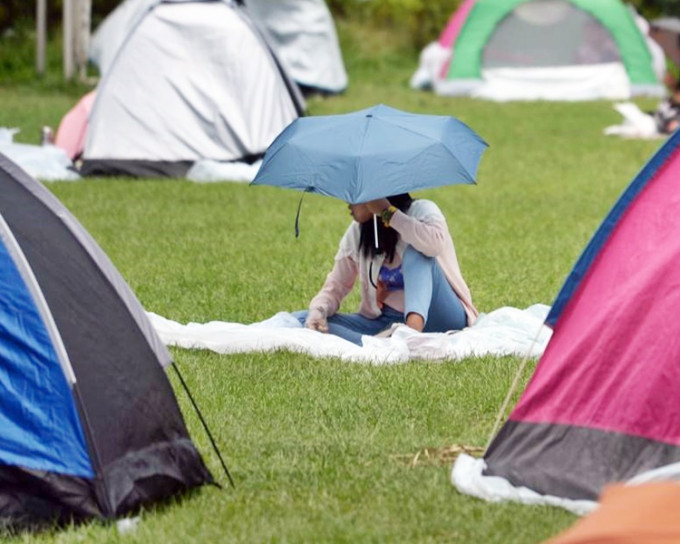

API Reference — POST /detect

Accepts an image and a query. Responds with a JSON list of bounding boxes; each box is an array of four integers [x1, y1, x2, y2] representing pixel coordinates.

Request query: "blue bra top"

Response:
[[378, 264, 404, 291]]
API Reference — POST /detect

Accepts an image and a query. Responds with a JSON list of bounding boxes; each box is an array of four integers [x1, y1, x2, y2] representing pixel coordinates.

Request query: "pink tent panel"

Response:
[[438, 0, 477, 48], [437, 0, 478, 78], [480, 132, 680, 501], [54, 91, 96, 160], [513, 145, 680, 445]]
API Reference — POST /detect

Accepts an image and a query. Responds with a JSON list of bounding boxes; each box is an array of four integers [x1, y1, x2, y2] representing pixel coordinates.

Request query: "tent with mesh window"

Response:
[[451, 129, 680, 515], [0, 152, 214, 527], [411, 0, 666, 101]]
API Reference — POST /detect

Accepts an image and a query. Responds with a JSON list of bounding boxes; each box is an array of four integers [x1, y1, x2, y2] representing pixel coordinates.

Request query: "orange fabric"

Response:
[[545, 483, 680, 544]]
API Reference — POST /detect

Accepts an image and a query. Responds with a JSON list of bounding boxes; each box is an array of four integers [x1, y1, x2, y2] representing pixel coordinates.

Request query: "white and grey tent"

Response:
[[82, 0, 305, 178], [91, 0, 347, 97], [89, 0, 148, 77], [244, 0, 348, 95]]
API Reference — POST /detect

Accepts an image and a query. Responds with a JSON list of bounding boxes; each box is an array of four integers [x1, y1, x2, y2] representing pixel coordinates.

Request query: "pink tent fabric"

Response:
[[514, 145, 680, 442], [54, 91, 96, 160], [481, 130, 680, 501], [438, 0, 477, 48], [436, 0, 477, 79]]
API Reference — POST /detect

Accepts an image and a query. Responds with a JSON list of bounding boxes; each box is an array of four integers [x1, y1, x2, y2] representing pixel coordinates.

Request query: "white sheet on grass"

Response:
[[186, 159, 262, 183], [148, 304, 552, 364], [0, 128, 80, 181], [603, 102, 665, 139], [0, 127, 261, 183], [452, 453, 598, 516], [433, 63, 634, 102], [452, 452, 680, 516]]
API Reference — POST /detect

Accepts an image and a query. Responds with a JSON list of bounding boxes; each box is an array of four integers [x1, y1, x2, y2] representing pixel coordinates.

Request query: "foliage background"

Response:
[[3, 0, 679, 86], [2, 0, 680, 52]]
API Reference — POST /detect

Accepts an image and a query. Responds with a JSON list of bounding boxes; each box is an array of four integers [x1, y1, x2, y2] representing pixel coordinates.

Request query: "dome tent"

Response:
[[412, 0, 666, 101], [90, 0, 346, 96], [244, 0, 348, 95], [0, 152, 214, 526], [452, 129, 680, 514], [81, 0, 305, 178]]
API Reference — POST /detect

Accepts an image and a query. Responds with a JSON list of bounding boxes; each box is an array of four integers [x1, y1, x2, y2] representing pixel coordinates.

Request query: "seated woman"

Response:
[[293, 193, 478, 346]]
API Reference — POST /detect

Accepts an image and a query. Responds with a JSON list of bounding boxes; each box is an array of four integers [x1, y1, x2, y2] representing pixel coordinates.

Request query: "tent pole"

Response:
[[484, 325, 546, 452], [171, 362, 235, 488]]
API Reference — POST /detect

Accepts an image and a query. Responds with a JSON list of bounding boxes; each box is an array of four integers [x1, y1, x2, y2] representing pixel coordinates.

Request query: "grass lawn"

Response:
[[0, 19, 666, 544]]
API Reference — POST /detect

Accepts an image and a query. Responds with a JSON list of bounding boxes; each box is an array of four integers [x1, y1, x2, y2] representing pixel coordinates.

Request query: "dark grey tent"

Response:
[[0, 152, 214, 527], [81, 0, 305, 178]]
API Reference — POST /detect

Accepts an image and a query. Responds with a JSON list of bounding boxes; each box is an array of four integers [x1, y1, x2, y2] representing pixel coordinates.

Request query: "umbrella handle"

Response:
[[373, 214, 379, 249]]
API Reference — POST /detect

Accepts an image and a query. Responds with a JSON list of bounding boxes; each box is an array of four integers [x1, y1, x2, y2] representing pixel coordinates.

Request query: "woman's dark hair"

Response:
[[359, 193, 414, 262]]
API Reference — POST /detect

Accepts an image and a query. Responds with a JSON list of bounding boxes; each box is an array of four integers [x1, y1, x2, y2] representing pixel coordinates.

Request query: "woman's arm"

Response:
[[308, 255, 359, 317], [366, 198, 447, 256], [388, 211, 447, 256]]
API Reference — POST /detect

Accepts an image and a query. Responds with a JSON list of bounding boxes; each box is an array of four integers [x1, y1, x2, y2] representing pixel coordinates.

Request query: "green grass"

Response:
[[0, 19, 667, 544]]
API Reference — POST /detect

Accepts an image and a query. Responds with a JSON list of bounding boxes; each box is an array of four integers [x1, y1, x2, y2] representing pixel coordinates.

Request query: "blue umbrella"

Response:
[[251, 104, 488, 204]]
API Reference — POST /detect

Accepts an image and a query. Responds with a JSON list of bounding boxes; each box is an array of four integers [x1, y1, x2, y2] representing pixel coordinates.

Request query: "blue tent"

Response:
[[0, 152, 213, 526]]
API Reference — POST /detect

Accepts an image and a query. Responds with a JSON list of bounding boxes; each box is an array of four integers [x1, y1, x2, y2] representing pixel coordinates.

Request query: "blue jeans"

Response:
[[294, 246, 467, 346]]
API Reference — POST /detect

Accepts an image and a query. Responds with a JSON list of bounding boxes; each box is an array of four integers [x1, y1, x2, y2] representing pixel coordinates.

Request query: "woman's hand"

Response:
[[305, 307, 329, 333], [365, 198, 391, 215]]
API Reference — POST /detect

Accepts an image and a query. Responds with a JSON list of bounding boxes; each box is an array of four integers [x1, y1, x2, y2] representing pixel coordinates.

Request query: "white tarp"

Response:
[[452, 453, 598, 516], [148, 304, 552, 364], [435, 63, 633, 102], [186, 159, 261, 183], [452, 453, 680, 516], [410, 42, 451, 91], [0, 128, 80, 181], [604, 102, 665, 139]]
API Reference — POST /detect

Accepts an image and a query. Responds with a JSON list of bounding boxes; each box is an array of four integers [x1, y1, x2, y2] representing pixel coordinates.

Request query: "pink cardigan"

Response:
[[309, 199, 479, 326]]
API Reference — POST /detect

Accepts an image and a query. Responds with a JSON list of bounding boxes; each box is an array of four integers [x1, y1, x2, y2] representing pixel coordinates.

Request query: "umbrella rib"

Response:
[[437, 144, 482, 183], [374, 117, 486, 182], [353, 114, 374, 202]]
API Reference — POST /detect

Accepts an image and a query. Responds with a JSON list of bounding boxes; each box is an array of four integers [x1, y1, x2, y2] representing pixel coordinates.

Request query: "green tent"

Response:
[[422, 0, 665, 100]]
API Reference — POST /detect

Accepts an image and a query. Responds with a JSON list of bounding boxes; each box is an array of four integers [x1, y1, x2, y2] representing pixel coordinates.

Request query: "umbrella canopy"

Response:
[[251, 104, 488, 204]]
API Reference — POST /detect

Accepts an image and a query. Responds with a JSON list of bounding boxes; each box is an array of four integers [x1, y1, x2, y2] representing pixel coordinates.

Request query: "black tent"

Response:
[[0, 152, 214, 527]]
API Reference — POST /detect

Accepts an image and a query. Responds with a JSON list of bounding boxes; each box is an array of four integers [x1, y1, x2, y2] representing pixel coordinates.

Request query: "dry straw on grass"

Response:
[[391, 444, 484, 468]]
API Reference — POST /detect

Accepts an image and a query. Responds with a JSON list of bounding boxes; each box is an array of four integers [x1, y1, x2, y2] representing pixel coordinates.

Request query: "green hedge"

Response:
[[327, 0, 678, 52], [327, 0, 461, 50], [2, 0, 678, 85]]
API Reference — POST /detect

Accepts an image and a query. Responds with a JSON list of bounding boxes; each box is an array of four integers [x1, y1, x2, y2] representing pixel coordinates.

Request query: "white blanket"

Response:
[[603, 102, 665, 140], [186, 159, 261, 183], [0, 128, 80, 181], [148, 304, 552, 364], [0, 127, 261, 183]]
